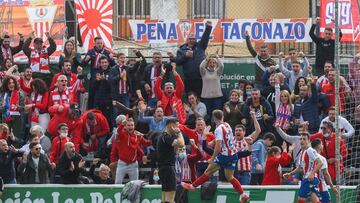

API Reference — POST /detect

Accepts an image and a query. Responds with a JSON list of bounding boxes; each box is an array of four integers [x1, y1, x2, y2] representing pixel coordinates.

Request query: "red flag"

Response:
[[320, 0, 360, 42]]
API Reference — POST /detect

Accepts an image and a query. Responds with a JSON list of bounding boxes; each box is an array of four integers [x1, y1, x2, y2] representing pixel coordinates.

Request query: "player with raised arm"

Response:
[[181, 110, 249, 203], [283, 133, 323, 203]]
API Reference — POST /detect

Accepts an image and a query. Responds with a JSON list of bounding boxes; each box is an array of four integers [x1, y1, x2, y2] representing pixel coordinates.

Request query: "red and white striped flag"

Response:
[[26, 6, 57, 40]]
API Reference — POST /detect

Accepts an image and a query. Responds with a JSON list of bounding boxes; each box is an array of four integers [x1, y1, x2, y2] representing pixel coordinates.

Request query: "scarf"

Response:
[[94, 48, 105, 68], [30, 93, 43, 123], [276, 104, 292, 128], [1, 45, 11, 60]]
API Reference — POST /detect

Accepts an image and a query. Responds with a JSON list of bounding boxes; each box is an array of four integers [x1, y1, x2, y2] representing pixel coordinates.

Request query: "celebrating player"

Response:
[[283, 133, 323, 203], [181, 109, 249, 203]]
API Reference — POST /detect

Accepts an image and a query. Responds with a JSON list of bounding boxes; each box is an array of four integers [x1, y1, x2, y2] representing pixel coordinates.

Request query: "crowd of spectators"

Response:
[[0, 18, 358, 195]]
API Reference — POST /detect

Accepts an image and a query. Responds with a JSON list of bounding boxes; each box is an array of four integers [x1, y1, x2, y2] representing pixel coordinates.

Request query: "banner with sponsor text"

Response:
[[128, 18, 313, 44], [320, 0, 360, 42], [1, 185, 356, 203]]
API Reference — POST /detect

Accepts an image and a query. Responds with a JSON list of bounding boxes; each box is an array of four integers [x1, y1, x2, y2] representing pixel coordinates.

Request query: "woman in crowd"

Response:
[[184, 91, 207, 127], [223, 89, 246, 129], [0, 76, 25, 146], [261, 143, 293, 185], [59, 40, 81, 73], [26, 78, 50, 132], [0, 58, 20, 82], [291, 76, 307, 103], [243, 82, 254, 102], [199, 54, 224, 115]]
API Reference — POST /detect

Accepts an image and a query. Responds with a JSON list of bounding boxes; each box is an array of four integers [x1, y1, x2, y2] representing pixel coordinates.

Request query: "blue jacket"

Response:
[[293, 84, 320, 133], [138, 112, 175, 133], [176, 24, 212, 80], [251, 139, 266, 174]]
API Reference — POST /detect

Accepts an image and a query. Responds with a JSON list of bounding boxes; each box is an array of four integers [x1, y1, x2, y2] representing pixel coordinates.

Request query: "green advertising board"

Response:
[[1, 185, 356, 203], [220, 63, 255, 91]]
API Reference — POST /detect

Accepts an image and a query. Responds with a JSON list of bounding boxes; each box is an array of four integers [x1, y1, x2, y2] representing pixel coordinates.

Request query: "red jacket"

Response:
[[18, 76, 32, 104], [186, 145, 202, 182], [49, 136, 71, 164], [322, 83, 345, 112], [48, 88, 71, 114], [154, 74, 186, 124], [262, 152, 292, 185], [50, 72, 85, 103], [18, 76, 32, 94], [30, 92, 49, 113], [47, 105, 82, 137], [73, 110, 110, 151], [110, 124, 151, 164], [310, 132, 348, 181], [179, 124, 215, 161]]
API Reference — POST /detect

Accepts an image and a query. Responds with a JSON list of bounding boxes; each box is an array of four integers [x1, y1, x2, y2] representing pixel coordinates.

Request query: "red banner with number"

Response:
[[320, 0, 360, 42]]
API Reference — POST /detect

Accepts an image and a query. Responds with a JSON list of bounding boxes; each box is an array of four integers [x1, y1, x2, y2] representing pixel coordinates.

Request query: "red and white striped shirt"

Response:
[[317, 75, 329, 90], [118, 65, 128, 94], [150, 66, 158, 98], [235, 139, 251, 171], [176, 157, 192, 183], [300, 147, 319, 179], [318, 155, 329, 192], [214, 122, 237, 156], [50, 88, 70, 106]]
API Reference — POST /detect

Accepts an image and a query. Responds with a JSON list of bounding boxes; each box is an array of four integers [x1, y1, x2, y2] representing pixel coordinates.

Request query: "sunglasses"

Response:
[[321, 127, 327, 130], [60, 80, 67, 82], [34, 147, 42, 151]]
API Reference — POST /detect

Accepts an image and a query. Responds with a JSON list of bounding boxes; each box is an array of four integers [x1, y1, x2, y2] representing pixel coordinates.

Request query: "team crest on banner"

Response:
[[26, 0, 57, 40], [179, 20, 192, 40], [75, 0, 113, 52]]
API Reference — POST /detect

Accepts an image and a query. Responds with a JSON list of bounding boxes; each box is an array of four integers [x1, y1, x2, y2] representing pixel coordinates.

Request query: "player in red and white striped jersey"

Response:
[[311, 138, 339, 203], [234, 111, 261, 185], [181, 110, 249, 203], [284, 133, 323, 203]]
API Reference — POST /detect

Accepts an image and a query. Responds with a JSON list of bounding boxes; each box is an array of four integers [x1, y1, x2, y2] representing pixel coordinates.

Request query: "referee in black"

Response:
[[156, 118, 185, 203]]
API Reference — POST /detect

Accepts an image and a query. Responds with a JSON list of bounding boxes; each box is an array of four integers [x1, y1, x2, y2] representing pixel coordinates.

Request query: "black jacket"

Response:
[[0, 150, 22, 183], [0, 37, 23, 67], [94, 67, 112, 106], [109, 64, 134, 100], [309, 24, 342, 69], [56, 152, 84, 184], [22, 37, 57, 59], [18, 153, 53, 184]]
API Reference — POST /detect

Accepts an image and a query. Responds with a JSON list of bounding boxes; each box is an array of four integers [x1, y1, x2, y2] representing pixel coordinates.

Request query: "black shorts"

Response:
[[159, 165, 176, 192]]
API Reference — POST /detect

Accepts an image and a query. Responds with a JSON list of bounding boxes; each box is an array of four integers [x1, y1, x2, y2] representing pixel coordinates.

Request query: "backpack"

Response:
[[121, 180, 146, 203]]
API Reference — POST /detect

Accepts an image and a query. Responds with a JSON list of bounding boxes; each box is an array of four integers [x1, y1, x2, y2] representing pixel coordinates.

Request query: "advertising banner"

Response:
[[128, 18, 313, 44], [0, 185, 357, 203], [320, 0, 360, 42], [0, 0, 66, 63]]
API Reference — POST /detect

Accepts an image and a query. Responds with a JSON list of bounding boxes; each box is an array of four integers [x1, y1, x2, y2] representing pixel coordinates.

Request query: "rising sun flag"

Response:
[[75, 0, 113, 52]]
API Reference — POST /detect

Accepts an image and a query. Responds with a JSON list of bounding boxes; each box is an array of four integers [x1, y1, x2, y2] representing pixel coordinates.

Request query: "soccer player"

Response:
[[311, 138, 339, 203], [181, 110, 249, 203], [283, 133, 323, 203]]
